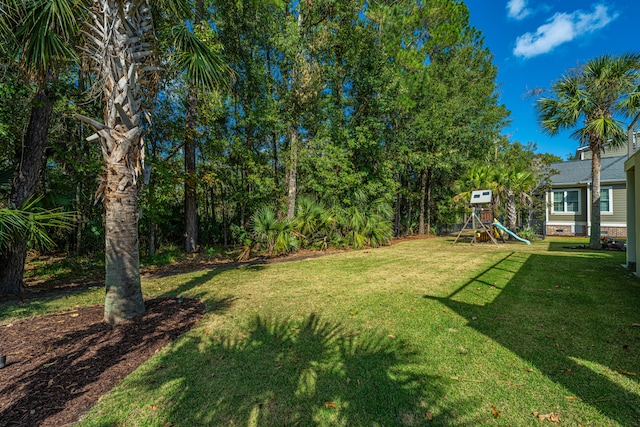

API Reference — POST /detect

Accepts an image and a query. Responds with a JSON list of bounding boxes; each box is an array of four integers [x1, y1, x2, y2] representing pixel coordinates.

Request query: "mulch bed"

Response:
[[0, 297, 205, 427]]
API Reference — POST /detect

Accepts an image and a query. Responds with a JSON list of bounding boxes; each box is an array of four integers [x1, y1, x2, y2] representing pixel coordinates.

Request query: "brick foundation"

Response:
[[545, 225, 626, 238], [546, 225, 584, 236], [600, 226, 627, 239]]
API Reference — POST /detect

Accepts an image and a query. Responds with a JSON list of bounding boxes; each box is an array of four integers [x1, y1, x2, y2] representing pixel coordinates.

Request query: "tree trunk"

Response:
[[406, 198, 412, 236], [590, 148, 601, 249], [0, 85, 54, 296], [286, 8, 305, 221], [287, 126, 298, 220], [506, 188, 517, 232], [148, 223, 157, 258], [103, 163, 144, 324], [418, 168, 427, 235], [183, 0, 204, 254], [79, 0, 155, 323], [184, 87, 198, 253], [394, 180, 402, 237], [426, 169, 432, 234], [271, 132, 279, 186], [222, 189, 228, 249]]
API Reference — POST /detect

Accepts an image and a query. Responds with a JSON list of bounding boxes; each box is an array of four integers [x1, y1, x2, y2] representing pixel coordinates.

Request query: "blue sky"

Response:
[[464, 0, 640, 160]]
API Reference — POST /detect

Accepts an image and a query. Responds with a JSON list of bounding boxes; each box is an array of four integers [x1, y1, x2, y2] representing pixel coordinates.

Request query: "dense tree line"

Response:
[[0, 0, 556, 317]]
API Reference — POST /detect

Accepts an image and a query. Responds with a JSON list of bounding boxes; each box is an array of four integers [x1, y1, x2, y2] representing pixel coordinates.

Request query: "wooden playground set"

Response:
[[453, 190, 530, 246]]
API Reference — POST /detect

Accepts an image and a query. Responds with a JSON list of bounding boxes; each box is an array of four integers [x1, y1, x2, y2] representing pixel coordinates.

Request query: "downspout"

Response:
[[586, 184, 591, 237], [545, 190, 549, 236], [628, 113, 640, 159]]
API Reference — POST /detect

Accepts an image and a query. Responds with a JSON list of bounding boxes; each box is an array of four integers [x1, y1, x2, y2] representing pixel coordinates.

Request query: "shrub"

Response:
[[518, 227, 537, 242]]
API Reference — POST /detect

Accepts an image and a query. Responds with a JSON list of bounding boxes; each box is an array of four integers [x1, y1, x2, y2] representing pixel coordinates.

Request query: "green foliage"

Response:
[[0, 0, 85, 82], [167, 23, 232, 91], [142, 244, 184, 266], [335, 193, 393, 249], [291, 195, 334, 249], [0, 0, 521, 258], [517, 227, 537, 242], [0, 196, 74, 252], [250, 206, 297, 255]]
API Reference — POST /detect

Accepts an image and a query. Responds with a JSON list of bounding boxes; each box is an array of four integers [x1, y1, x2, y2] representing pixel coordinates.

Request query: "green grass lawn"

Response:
[[5, 237, 640, 426]]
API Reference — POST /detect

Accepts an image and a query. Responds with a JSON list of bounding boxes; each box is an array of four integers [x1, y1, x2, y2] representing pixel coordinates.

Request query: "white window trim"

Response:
[[600, 186, 613, 215], [550, 189, 582, 215]]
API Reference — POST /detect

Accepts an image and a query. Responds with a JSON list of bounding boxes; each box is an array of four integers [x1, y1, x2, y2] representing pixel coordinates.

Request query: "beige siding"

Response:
[[605, 184, 626, 223], [578, 144, 627, 159]]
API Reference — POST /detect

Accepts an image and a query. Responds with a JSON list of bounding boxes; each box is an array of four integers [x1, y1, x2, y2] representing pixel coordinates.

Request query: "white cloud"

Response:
[[513, 4, 618, 59], [507, 0, 531, 20]]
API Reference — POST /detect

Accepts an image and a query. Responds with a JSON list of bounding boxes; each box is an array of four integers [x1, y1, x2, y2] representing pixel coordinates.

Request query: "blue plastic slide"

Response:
[[492, 221, 530, 245]]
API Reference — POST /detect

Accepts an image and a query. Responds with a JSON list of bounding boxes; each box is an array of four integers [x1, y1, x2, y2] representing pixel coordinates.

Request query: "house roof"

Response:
[[549, 155, 626, 186]]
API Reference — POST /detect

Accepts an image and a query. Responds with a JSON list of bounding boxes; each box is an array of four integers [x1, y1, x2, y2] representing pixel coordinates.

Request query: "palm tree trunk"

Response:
[[506, 189, 517, 232], [590, 149, 601, 249], [78, 0, 155, 323], [104, 162, 144, 323], [0, 84, 54, 296]]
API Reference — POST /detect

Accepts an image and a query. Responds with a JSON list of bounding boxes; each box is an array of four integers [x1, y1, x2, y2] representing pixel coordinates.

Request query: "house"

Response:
[[625, 145, 640, 271], [545, 145, 628, 238]]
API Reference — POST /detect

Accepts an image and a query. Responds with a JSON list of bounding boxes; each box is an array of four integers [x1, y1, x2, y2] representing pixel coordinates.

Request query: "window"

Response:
[[600, 187, 613, 214], [551, 190, 580, 214]]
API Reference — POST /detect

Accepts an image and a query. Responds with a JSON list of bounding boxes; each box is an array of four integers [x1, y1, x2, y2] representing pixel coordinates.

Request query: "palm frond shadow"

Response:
[[125, 313, 480, 426]]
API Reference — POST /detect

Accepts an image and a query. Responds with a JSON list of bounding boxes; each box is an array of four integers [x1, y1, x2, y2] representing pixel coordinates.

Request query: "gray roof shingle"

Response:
[[549, 155, 626, 186]]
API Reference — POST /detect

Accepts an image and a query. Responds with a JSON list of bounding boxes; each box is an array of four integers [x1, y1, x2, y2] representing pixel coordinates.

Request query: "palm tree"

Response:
[[0, 0, 83, 295], [75, 0, 229, 323], [493, 167, 535, 233], [537, 53, 640, 248]]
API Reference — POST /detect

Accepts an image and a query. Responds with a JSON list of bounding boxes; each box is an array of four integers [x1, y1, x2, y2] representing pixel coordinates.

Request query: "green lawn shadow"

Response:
[[98, 314, 484, 426], [425, 250, 640, 425]]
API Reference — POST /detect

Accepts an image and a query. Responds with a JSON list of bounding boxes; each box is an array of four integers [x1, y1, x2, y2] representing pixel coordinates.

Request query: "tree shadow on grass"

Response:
[[158, 268, 227, 301], [91, 313, 484, 426], [425, 251, 640, 425]]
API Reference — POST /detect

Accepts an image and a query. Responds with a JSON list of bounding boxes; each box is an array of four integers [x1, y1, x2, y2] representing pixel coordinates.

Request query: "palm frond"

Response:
[[154, 0, 193, 21], [169, 23, 232, 91], [584, 117, 627, 148], [0, 196, 74, 251], [12, 0, 84, 76]]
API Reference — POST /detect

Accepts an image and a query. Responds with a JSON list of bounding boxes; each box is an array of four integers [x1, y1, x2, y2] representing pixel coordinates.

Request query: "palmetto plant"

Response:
[[493, 167, 535, 232], [0, 197, 74, 253], [453, 165, 494, 204], [337, 194, 393, 249], [291, 195, 335, 249], [251, 206, 297, 256]]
